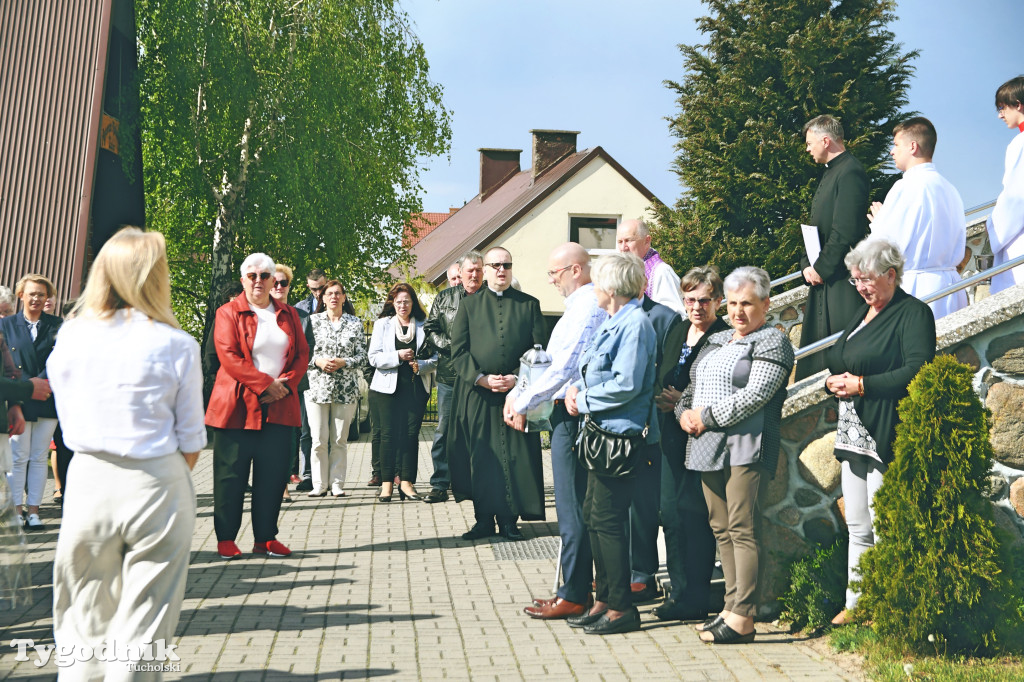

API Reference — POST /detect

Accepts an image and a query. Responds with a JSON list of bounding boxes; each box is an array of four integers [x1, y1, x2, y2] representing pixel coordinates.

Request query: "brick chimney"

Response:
[[530, 129, 580, 180], [478, 148, 522, 200]]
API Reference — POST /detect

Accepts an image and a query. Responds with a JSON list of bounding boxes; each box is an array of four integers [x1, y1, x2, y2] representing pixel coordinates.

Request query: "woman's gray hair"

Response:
[[845, 238, 904, 287], [239, 252, 275, 276], [0, 285, 14, 310], [591, 251, 645, 299], [723, 266, 771, 300]]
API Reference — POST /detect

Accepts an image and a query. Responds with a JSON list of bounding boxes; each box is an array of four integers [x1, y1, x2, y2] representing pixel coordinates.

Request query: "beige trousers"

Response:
[[701, 464, 762, 618], [53, 452, 195, 681]]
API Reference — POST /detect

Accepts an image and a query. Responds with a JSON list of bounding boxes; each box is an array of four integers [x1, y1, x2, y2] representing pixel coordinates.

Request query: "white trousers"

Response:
[[9, 418, 57, 508], [841, 457, 886, 610], [53, 452, 196, 682], [304, 399, 356, 495], [0, 433, 10, 475]]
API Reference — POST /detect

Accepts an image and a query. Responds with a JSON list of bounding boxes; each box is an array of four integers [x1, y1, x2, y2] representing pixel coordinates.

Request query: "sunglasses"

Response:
[[486, 262, 513, 270], [273, 279, 290, 288], [246, 272, 272, 282]]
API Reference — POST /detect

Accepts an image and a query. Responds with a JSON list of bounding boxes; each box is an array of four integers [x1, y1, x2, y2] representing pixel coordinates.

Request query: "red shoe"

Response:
[[217, 541, 242, 559], [289, 475, 302, 484], [253, 539, 292, 557]]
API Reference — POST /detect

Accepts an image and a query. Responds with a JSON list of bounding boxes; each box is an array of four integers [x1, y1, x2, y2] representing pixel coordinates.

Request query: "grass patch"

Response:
[[827, 625, 1024, 681]]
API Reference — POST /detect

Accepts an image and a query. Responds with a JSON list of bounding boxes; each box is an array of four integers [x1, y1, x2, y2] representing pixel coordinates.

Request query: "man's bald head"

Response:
[[615, 219, 652, 258], [548, 242, 592, 298]]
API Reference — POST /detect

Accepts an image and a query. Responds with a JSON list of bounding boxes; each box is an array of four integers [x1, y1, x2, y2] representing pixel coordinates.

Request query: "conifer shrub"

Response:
[[855, 355, 1024, 655], [779, 537, 848, 631]]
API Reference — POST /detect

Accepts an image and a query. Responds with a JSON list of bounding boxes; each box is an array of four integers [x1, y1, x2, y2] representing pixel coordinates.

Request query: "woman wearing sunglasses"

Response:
[[205, 253, 309, 559]]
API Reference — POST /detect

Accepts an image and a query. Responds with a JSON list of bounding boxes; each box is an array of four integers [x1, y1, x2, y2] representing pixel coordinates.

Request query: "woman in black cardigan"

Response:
[[654, 266, 730, 622], [824, 238, 935, 626]]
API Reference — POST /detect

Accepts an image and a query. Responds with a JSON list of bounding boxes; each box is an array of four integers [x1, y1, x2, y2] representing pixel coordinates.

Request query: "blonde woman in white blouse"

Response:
[[46, 227, 207, 677], [305, 279, 367, 497]]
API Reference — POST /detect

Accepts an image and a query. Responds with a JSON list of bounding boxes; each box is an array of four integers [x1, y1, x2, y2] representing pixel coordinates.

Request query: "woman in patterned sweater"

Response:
[[676, 266, 794, 644], [305, 280, 367, 497]]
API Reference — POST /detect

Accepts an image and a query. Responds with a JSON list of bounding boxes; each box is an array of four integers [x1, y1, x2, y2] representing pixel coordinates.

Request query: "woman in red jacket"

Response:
[[206, 252, 309, 559]]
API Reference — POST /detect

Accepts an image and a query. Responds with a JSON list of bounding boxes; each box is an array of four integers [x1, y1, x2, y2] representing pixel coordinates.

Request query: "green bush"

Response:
[[780, 537, 848, 631], [855, 355, 1024, 655]]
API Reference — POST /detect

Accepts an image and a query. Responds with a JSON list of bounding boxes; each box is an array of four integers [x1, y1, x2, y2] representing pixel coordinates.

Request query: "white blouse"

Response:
[[250, 303, 289, 379], [46, 309, 207, 459]]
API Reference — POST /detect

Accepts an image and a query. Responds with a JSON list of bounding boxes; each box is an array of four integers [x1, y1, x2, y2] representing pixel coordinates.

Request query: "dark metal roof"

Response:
[[401, 146, 657, 285], [0, 0, 113, 300]]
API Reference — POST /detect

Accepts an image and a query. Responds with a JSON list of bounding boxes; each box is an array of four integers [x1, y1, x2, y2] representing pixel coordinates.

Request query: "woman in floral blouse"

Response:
[[305, 280, 367, 497]]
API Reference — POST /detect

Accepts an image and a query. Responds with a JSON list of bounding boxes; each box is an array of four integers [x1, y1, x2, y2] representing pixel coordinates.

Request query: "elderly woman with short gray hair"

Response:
[[676, 266, 794, 644], [824, 238, 935, 626], [564, 251, 658, 635]]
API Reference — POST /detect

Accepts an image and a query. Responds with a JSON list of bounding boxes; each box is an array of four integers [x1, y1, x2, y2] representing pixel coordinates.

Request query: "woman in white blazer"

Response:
[[368, 283, 437, 502]]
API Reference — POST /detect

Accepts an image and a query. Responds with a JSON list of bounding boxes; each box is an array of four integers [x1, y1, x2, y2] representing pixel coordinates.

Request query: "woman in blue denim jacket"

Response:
[[565, 251, 656, 635]]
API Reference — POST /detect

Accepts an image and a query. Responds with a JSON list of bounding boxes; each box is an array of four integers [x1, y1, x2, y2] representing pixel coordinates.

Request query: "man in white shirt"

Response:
[[506, 242, 607, 620], [616, 219, 685, 315], [988, 76, 1024, 294], [868, 116, 967, 317]]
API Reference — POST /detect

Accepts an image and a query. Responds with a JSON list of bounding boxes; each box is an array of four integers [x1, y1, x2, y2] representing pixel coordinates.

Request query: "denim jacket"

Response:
[[573, 299, 659, 442]]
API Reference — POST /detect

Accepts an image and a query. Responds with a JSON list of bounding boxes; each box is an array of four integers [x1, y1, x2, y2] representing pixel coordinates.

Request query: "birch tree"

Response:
[[136, 0, 451, 337]]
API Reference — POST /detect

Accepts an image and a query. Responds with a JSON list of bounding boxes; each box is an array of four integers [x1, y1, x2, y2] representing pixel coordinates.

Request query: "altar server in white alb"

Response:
[[867, 116, 967, 317], [988, 76, 1024, 294], [47, 228, 206, 679]]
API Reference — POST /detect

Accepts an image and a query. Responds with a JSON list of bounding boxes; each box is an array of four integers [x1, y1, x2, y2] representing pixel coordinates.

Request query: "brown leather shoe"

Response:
[[523, 597, 589, 620], [366, 475, 381, 487], [532, 596, 557, 608]]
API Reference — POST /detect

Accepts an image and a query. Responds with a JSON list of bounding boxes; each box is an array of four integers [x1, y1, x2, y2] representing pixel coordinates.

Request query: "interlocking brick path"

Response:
[[0, 428, 861, 680]]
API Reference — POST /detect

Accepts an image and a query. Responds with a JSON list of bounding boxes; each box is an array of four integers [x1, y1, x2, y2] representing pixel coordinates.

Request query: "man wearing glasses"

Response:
[[293, 268, 327, 491], [449, 246, 547, 541]]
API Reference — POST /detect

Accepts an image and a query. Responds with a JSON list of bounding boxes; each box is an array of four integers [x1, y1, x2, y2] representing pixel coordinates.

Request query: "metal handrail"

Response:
[[772, 201, 996, 291], [793, 252, 1024, 361]]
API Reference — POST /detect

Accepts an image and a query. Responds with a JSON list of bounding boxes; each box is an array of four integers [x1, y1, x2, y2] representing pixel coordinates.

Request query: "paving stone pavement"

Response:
[[0, 427, 860, 680]]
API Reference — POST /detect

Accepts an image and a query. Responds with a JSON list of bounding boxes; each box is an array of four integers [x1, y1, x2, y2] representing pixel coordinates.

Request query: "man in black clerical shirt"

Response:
[[797, 115, 869, 379], [448, 246, 547, 541]]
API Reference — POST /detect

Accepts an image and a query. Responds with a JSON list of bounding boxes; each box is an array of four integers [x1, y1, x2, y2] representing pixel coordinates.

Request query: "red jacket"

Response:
[[205, 295, 309, 430]]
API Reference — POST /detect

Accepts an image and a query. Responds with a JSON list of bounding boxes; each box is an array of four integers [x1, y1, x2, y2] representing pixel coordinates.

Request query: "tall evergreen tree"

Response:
[[654, 0, 916, 282], [136, 0, 451, 337]]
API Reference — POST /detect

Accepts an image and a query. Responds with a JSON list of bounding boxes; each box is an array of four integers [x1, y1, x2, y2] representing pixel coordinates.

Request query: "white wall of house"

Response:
[[483, 157, 656, 315]]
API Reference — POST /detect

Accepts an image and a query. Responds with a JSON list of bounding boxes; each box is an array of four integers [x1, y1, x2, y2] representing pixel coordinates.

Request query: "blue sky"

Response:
[[402, 0, 1022, 215]]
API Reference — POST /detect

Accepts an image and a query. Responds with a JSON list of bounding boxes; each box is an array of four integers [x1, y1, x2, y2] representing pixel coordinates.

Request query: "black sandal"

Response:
[[702, 621, 755, 644], [695, 614, 724, 632]]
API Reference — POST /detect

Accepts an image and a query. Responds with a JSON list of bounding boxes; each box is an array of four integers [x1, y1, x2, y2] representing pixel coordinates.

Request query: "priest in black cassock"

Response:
[[796, 115, 870, 380], [448, 246, 548, 541]]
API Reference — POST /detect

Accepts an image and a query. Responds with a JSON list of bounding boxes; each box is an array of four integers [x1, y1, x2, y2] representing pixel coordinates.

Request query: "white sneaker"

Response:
[[24, 513, 45, 531]]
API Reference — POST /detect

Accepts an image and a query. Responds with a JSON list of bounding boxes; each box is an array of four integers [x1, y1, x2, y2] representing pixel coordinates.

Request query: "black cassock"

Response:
[[448, 286, 548, 521], [796, 151, 869, 380]]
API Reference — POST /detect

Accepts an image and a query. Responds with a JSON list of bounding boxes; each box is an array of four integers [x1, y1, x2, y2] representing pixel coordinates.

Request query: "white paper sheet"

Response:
[[801, 224, 821, 266]]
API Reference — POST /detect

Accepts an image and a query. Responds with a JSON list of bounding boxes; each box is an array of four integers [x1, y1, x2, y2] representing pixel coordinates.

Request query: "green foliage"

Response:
[[655, 0, 916, 281], [779, 537, 848, 631], [856, 355, 1024, 655], [136, 0, 451, 338]]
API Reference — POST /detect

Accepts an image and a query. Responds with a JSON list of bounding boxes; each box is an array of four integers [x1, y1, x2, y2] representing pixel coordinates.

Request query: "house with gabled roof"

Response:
[[398, 129, 658, 318]]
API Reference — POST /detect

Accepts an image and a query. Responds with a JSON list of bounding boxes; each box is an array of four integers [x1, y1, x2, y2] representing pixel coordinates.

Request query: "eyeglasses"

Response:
[[546, 265, 572, 278], [848, 277, 876, 287], [309, 285, 325, 293], [683, 297, 714, 308], [273, 279, 290, 289], [246, 272, 272, 282], [486, 262, 513, 270]]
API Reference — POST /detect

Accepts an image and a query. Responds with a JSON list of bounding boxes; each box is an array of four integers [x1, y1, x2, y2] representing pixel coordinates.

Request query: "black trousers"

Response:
[[661, 450, 716, 611], [583, 470, 635, 612], [213, 423, 291, 543], [53, 423, 74, 498], [369, 378, 428, 482]]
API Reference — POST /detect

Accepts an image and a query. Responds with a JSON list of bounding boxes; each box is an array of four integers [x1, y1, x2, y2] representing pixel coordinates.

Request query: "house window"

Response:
[[570, 216, 619, 253]]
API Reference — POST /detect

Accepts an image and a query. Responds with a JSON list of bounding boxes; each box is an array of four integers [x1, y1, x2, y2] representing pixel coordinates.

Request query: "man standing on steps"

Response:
[[507, 242, 607, 620], [421, 252, 483, 503], [988, 75, 1024, 294], [293, 268, 326, 492], [867, 116, 967, 317], [796, 115, 869, 380]]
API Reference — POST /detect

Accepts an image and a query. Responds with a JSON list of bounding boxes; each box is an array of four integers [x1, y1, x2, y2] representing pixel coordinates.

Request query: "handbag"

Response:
[[574, 414, 648, 478]]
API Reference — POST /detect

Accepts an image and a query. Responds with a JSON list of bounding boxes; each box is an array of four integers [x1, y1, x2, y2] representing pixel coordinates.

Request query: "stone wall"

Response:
[[766, 216, 994, 346], [760, 279, 1024, 614]]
